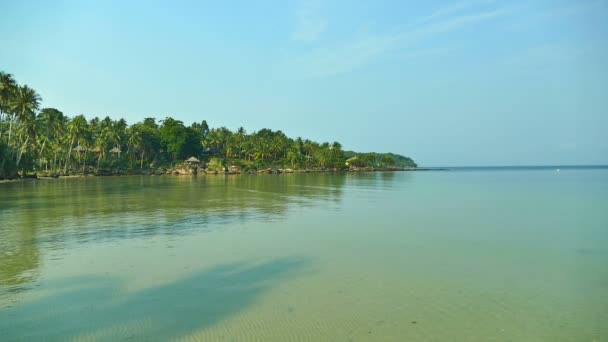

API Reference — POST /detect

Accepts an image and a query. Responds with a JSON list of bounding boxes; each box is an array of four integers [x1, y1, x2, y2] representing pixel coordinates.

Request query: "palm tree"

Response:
[[286, 145, 302, 169], [302, 140, 315, 167], [37, 108, 66, 171], [92, 128, 109, 171], [9, 85, 40, 149], [127, 125, 144, 169], [10, 86, 41, 166], [236, 127, 246, 158], [330, 141, 343, 167], [0, 72, 17, 140], [65, 115, 89, 173]]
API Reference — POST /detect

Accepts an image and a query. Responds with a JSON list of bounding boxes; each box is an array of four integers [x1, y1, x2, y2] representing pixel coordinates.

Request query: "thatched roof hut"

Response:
[[73, 145, 86, 153], [186, 156, 200, 163], [109, 147, 121, 158]]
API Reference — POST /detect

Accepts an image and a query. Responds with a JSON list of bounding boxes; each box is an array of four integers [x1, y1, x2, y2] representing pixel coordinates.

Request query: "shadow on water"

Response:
[[0, 257, 310, 341]]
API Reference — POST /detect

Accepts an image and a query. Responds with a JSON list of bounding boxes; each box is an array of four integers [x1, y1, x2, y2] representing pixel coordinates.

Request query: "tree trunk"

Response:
[[38, 137, 48, 169], [64, 137, 76, 174], [7, 114, 14, 146], [0, 109, 4, 139], [16, 135, 29, 166], [64, 151, 69, 174]]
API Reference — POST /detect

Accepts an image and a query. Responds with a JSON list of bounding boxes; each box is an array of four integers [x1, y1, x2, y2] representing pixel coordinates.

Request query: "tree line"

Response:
[[1, 71, 416, 178]]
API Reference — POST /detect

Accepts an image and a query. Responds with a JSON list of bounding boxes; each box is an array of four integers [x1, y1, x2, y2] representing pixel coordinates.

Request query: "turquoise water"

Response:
[[0, 169, 607, 341]]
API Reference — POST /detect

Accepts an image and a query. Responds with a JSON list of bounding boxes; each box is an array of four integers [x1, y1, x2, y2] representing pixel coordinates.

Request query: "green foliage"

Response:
[[0, 140, 17, 178], [0, 70, 417, 178], [344, 151, 417, 168], [381, 155, 395, 166]]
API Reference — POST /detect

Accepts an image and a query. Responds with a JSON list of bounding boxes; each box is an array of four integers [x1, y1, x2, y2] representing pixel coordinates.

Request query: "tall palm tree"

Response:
[[8, 85, 40, 148], [236, 127, 246, 158], [37, 108, 66, 170], [0, 72, 17, 140], [65, 115, 89, 173], [331, 141, 343, 167], [127, 125, 144, 169], [10, 85, 41, 165], [92, 128, 109, 171], [15, 111, 37, 166]]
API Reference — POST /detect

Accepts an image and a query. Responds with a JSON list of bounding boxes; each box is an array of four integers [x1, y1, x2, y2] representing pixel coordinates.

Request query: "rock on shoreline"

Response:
[[1, 166, 444, 181]]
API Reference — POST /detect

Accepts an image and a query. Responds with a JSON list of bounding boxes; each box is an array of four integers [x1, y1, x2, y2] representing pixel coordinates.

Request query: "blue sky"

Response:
[[1, 0, 607, 166]]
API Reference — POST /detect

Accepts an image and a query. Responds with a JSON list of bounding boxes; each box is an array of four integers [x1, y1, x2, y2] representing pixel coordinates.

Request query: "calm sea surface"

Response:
[[1, 168, 607, 341]]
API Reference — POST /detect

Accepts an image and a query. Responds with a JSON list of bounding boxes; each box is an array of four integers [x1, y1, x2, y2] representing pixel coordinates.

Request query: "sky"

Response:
[[1, 0, 607, 166]]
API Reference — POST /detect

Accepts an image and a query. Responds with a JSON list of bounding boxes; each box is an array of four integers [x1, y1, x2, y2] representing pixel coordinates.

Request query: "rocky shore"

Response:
[[1, 165, 443, 181]]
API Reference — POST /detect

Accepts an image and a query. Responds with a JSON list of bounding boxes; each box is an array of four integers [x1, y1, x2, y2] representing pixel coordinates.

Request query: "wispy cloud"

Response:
[[286, 2, 512, 78], [287, 33, 399, 78], [414, 0, 494, 26], [425, 8, 508, 34], [290, 0, 327, 42]]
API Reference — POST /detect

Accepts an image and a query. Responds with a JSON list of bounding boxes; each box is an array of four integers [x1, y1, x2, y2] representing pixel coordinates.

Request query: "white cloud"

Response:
[[285, 3, 512, 78]]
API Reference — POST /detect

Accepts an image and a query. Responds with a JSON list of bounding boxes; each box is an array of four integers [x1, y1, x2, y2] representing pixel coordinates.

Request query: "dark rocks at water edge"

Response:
[[2, 165, 446, 181]]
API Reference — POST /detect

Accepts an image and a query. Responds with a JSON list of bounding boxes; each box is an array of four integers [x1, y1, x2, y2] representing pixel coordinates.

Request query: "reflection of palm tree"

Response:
[[0, 224, 40, 292]]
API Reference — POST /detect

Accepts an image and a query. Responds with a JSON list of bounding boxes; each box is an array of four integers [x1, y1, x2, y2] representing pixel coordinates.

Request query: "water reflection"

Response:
[[0, 174, 352, 294], [0, 226, 40, 293], [345, 171, 412, 191]]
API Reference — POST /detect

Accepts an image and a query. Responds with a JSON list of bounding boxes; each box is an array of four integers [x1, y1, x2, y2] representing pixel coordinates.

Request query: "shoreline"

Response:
[[0, 167, 447, 183]]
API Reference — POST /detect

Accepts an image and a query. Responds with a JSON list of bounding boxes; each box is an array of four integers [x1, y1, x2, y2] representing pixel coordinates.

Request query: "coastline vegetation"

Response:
[[0, 71, 416, 179]]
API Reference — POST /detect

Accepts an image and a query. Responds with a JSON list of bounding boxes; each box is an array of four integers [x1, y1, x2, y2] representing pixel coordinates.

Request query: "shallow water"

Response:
[[1, 170, 607, 341]]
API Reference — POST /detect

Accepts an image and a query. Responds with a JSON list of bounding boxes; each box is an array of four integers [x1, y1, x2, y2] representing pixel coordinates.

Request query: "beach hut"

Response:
[[73, 145, 86, 155], [185, 156, 201, 175], [186, 156, 200, 166], [91, 147, 102, 157], [186, 157, 201, 165], [109, 147, 121, 157]]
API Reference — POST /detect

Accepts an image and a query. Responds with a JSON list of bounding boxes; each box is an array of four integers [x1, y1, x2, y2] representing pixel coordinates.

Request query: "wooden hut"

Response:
[[109, 147, 121, 157], [186, 156, 201, 166], [91, 147, 102, 158], [73, 145, 86, 156]]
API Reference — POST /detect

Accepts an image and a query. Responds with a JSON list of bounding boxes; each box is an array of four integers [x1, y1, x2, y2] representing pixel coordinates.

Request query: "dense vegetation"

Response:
[[0, 71, 416, 179], [343, 151, 417, 168]]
